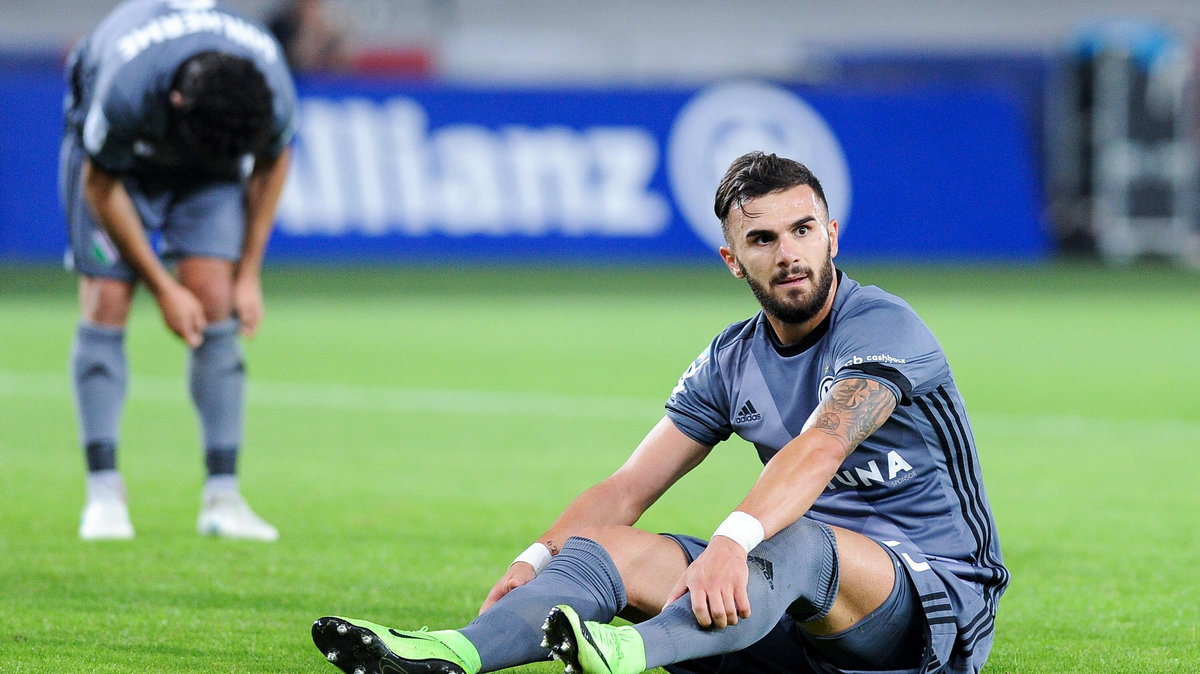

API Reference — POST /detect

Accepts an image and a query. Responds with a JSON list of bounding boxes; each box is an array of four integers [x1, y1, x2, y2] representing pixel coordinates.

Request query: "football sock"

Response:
[[459, 536, 627, 672], [85, 440, 117, 472], [203, 474, 239, 499], [71, 322, 127, 471], [205, 446, 238, 477], [188, 318, 244, 475], [636, 518, 839, 670], [85, 469, 125, 503]]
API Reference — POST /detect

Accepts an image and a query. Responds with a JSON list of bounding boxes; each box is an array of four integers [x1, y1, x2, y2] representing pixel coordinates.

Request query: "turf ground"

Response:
[[1, 262, 1197, 673]]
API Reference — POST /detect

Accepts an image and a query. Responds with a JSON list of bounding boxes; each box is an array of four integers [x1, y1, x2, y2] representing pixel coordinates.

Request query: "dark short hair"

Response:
[[713, 151, 828, 244], [171, 51, 274, 175]]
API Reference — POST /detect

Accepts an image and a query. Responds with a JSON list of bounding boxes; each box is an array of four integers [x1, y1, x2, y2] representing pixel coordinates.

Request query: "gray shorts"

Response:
[[60, 134, 247, 281], [659, 532, 986, 674]]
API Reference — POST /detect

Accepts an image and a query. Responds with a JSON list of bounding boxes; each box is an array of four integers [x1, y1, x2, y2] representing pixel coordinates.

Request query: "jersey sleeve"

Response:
[[829, 298, 949, 405], [81, 88, 139, 173], [262, 66, 298, 158], [665, 340, 733, 446]]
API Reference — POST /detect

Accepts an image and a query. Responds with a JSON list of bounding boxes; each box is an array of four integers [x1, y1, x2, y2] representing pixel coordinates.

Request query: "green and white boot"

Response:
[[542, 605, 647, 674], [312, 616, 481, 674]]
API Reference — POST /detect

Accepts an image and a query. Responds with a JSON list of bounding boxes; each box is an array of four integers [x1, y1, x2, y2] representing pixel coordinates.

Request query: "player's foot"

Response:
[[542, 605, 646, 674], [197, 490, 278, 541], [311, 616, 481, 674], [79, 496, 134, 540]]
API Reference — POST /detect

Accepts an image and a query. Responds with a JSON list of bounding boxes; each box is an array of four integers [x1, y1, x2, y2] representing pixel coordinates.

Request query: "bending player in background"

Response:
[[62, 0, 296, 541], [311, 152, 1008, 673]]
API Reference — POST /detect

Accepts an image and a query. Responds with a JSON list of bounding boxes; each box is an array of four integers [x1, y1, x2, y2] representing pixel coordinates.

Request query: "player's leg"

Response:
[[63, 132, 139, 540], [544, 520, 925, 674], [166, 181, 277, 540], [463, 526, 686, 671], [73, 276, 136, 540], [175, 256, 277, 541], [312, 527, 686, 674]]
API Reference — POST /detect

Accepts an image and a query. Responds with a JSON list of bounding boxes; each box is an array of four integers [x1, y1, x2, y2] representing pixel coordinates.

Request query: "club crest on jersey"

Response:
[[734, 399, 761, 424], [818, 376, 834, 399]]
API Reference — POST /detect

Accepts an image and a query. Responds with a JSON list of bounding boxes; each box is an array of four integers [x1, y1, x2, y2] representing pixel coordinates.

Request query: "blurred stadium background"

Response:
[[5, 0, 1200, 265], [2, 2, 1200, 672]]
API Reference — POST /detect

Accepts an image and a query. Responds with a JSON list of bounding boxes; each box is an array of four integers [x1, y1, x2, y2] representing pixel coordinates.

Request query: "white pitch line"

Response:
[[0, 370, 659, 420], [1, 370, 1198, 436]]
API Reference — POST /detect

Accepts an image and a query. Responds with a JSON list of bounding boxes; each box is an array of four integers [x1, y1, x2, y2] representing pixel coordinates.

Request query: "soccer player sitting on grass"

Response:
[[312, 152, 1009, 674], [63, 0, 296, 541]]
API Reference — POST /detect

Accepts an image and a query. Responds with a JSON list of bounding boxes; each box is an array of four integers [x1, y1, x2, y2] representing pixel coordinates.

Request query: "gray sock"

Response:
[[71, 322, 127, 463], [636, 518, 839, 670], [188, 318, 244, 469], [85, 469, 126, 503], [459, 536, 627, 672]]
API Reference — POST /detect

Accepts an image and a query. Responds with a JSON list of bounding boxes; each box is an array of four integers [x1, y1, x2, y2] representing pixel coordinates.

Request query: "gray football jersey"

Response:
[[666, 271, 1008, 612], [64, 0, 296, 174]]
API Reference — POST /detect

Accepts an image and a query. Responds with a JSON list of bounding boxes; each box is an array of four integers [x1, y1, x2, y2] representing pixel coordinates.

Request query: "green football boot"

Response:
[[541, 605, 647, 674], [311, 616, 481, 674]]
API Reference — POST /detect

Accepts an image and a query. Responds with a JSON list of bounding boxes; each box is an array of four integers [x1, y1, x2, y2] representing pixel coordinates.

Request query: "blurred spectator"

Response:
[[268, 0, 352, 73]]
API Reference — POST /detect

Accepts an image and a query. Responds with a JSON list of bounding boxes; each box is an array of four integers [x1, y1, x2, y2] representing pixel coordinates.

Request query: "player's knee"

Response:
[[80, 277, 134, 326], [191, 282, 234, 322], [756, 518, 840, 623], [177, 258, 235, 320], [573, 524, 663, 562], [573, 524, 627, 544]]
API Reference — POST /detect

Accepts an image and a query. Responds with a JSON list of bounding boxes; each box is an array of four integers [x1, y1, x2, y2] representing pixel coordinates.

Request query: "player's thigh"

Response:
[[160, 179, 245, 271], [802, 525, 897, 636], [575, 525, 690, 621], [61, 135, 139, 283], [78, 275, 136, 327]]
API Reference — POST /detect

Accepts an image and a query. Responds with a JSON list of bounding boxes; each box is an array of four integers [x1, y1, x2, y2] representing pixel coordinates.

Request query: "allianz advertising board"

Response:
[[0, 76, 1047, 263], [276, 79, 1046, 262]]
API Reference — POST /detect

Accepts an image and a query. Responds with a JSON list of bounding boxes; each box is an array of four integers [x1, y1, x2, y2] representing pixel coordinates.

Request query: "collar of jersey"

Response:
[[760, 310, 831, 357]]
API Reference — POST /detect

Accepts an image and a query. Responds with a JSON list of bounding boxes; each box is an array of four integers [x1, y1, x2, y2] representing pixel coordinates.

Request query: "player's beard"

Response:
[[740, 245, 835, 326]]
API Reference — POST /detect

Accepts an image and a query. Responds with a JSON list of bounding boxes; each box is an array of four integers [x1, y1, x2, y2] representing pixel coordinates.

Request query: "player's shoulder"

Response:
[[710, 314, 761, 354], [833, 273, 922, 325]]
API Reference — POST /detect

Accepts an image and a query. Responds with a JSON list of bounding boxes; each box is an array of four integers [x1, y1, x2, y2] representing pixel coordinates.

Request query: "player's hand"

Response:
[[479, 562, 538, 614], [154, 281, 207, 348], [233, 273, 264, 337], [664, 535, 751, 629]]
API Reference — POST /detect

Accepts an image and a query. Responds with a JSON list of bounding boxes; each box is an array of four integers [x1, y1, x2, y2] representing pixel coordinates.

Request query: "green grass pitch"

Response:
[[1, 262, 1197, 673]]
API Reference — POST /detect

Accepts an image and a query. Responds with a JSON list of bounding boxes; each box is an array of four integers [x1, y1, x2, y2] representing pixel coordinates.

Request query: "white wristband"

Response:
[[512, 542, 552, 575], [712, 511, 765, 553]]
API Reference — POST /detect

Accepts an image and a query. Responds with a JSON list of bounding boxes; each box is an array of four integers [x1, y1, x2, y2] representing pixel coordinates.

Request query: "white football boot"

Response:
[[79, 473, 134, 540], [197, 488, 279, 541]]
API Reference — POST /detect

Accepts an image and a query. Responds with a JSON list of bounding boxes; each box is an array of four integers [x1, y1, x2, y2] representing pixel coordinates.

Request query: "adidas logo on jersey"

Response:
[[735, 399, 762, 423]]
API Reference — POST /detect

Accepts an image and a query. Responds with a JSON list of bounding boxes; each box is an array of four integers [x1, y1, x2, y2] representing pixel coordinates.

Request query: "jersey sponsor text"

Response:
[[825, 450, 915, 491]]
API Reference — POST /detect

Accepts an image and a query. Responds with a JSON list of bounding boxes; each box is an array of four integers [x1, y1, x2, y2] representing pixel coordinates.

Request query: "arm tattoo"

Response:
[[813, 378, 896, 454], [546, 540, 560, 556]]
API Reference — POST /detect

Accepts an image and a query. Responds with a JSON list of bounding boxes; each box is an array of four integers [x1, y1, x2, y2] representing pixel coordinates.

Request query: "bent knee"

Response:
[[567, 527, 689, 620], [572, 524, 637, 549]]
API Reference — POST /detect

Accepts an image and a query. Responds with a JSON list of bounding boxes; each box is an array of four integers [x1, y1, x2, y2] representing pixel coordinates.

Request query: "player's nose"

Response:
[[776, 235, 804, 265]]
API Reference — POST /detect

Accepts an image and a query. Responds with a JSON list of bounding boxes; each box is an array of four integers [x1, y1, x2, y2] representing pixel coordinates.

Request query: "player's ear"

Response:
[[719, 246, 743, 278], [169, 90, 185, 108], [828, 219, 839, 259]]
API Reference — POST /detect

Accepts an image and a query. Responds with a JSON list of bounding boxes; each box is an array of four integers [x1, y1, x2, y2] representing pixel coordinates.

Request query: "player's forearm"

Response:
[[535, 416, 707, 554], [238, 147, 291, 277], [536, 479, 645, 555], [733, 377, 897, 540], [82, 161, 174, 293], [734, 432, 846, 539]]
